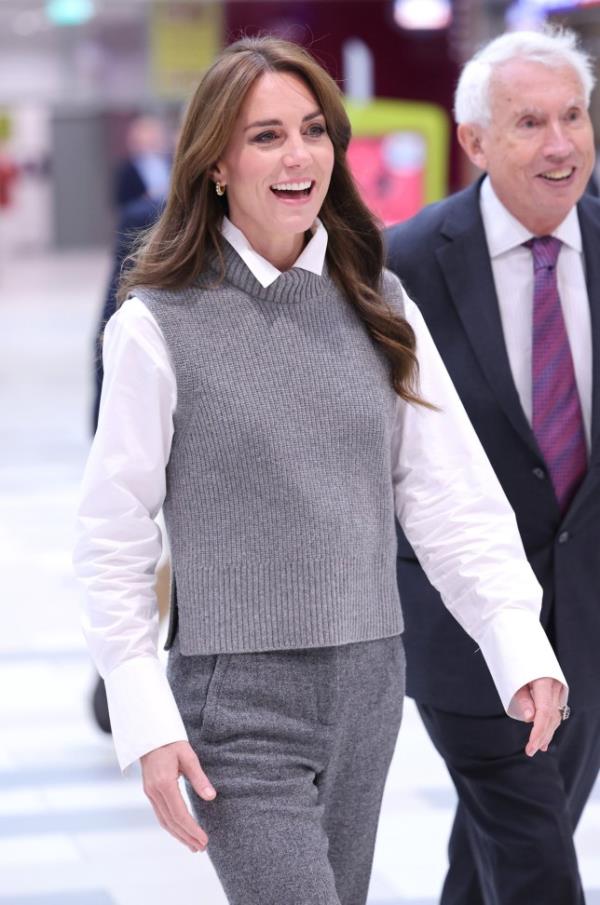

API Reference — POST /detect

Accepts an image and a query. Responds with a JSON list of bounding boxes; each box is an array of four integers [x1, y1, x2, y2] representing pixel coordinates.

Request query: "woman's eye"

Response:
[[306, 123, 326, 137], [253, 131, 278, 143]]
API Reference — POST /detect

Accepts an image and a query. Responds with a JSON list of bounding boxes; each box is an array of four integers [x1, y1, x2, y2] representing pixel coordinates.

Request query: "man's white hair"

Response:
[[454, 27, 596, 126]]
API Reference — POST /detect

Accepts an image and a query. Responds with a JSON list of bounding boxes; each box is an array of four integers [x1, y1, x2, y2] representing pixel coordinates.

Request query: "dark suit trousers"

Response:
[[417, 702, 600, 905]]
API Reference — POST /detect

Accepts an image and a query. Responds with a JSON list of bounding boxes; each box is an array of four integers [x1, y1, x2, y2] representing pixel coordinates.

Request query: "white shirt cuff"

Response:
[[104, 656, 188, 771], [475, 608, 569, 719]]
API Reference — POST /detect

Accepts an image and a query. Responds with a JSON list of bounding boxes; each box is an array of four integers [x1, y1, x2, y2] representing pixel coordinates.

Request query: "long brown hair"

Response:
[[120, 36, 422, 403]]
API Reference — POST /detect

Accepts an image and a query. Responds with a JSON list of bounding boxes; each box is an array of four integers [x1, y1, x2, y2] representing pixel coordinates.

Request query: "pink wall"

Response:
[[224, 0, 461, 191]]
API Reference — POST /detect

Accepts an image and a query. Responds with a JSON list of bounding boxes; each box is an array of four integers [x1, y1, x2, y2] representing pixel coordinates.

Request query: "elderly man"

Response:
[[386, 29, 600, 905]]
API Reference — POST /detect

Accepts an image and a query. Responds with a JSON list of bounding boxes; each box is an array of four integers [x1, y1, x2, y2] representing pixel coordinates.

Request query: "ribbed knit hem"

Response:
[[175, 556, 403, 655]]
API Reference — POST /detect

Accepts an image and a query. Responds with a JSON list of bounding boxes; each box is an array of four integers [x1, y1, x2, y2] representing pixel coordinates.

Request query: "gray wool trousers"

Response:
[[167, 633, 405, 905]]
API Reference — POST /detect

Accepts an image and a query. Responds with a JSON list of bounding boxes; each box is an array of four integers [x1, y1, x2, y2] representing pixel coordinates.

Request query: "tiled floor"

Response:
[[0, 248, 598, 904]]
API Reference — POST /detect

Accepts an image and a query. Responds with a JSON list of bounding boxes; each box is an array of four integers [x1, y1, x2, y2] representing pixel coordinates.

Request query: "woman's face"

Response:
[[213, 71, 335, 270]]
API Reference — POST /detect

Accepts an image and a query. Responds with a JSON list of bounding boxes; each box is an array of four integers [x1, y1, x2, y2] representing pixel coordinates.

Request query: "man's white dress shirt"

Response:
[[480, 177, 592, 450], [74, 215, 567, 770]]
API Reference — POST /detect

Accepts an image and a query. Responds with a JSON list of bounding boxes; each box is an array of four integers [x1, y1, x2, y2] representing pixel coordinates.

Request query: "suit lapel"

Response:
[[435, 183, 540, 457]]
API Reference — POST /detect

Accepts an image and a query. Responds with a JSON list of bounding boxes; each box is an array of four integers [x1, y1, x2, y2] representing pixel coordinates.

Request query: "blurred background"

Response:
[[0, 1, 599, 903]]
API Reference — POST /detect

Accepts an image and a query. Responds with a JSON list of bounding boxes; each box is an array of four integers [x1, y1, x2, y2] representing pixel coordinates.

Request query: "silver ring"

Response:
[[559, 704, 571, 722]]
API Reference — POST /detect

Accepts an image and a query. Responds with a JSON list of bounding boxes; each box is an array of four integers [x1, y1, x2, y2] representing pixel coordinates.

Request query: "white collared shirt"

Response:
[[74, 216, 567, 770], [221, 216, 328, 287], [480, 177, 592, 451]]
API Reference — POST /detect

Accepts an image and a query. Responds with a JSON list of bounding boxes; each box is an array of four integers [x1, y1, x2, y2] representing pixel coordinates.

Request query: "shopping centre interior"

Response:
[[1, 1, 600, 903]]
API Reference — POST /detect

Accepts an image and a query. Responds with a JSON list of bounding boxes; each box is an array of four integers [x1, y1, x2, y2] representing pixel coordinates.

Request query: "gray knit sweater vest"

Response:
[[135, 245, 404, 654]]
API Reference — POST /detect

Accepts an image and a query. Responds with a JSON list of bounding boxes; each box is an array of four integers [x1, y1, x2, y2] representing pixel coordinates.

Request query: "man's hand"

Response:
[[141, 740, 216, 851], [511, 677, 566, 757]]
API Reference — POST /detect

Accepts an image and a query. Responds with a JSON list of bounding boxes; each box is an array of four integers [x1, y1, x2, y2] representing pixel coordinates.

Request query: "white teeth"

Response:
[[542, 168, 573, 180], [271, 180, 312, 191]]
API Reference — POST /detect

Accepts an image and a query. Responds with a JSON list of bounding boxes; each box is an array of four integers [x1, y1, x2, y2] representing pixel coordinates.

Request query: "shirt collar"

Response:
[[479, 175, 582, 257], [220, 217, 328, 288]]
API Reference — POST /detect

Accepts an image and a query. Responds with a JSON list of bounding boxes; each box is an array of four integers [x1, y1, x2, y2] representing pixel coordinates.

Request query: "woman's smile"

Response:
[[269, 179, 316, 201]]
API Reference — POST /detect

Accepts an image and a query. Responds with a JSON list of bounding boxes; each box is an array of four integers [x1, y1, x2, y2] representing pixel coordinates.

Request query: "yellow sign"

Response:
[[0, 112, 11, 143], [346, 99, 449, 224], [151, 2, 223, 99]]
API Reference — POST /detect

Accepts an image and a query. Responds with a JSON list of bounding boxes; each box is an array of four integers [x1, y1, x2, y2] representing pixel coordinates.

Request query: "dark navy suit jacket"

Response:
[[115, 159, 147, 208], [386, 180, 600, 715]]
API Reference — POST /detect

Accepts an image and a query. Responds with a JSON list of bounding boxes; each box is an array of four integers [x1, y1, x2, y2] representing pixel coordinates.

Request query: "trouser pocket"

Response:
[[167, 636, 230, 743]]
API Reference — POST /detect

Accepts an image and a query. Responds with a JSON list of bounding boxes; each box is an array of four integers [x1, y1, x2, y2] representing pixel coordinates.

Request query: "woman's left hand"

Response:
[[511, 676, 567, 757]]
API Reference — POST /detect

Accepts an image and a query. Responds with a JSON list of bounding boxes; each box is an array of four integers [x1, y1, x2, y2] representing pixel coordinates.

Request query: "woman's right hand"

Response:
[[140, 740, 216, 852]]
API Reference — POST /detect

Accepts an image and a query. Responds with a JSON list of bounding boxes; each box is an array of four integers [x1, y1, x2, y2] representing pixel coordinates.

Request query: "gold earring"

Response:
[[215, 181, 225, 196]]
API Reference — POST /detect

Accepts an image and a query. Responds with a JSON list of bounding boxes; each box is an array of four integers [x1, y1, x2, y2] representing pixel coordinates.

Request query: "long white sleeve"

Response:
[[74, 297, 188, 770], [391, 286, 568, 716]]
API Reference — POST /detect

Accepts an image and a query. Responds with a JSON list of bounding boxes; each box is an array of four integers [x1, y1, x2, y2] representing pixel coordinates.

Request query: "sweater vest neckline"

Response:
[[197, 242, 330, 304]]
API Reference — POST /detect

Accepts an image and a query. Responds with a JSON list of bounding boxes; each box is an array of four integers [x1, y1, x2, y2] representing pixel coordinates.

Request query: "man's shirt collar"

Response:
[[480, 175, 582, 257]]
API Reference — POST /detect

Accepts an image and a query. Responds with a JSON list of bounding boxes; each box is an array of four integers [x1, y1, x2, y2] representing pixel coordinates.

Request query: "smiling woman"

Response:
[[74, 34, 568, 905], [210, 71, 334, 270], [120, 35, 420, 400]]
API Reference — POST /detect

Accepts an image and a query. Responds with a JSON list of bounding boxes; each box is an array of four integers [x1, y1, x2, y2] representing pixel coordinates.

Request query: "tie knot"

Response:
[[524, 235, 562, 271]]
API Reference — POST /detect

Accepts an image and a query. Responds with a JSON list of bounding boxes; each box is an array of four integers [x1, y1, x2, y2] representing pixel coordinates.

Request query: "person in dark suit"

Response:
[[386, 29, 600, 905], [114, 116, 171, 209], [92, 196, 163, 432]]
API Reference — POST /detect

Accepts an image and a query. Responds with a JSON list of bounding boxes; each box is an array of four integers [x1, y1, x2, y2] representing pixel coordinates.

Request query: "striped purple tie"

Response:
[[526, 236, 587, 513]]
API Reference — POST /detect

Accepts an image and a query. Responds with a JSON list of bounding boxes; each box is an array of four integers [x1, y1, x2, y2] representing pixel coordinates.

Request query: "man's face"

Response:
[[458, 59, 595, 234]]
